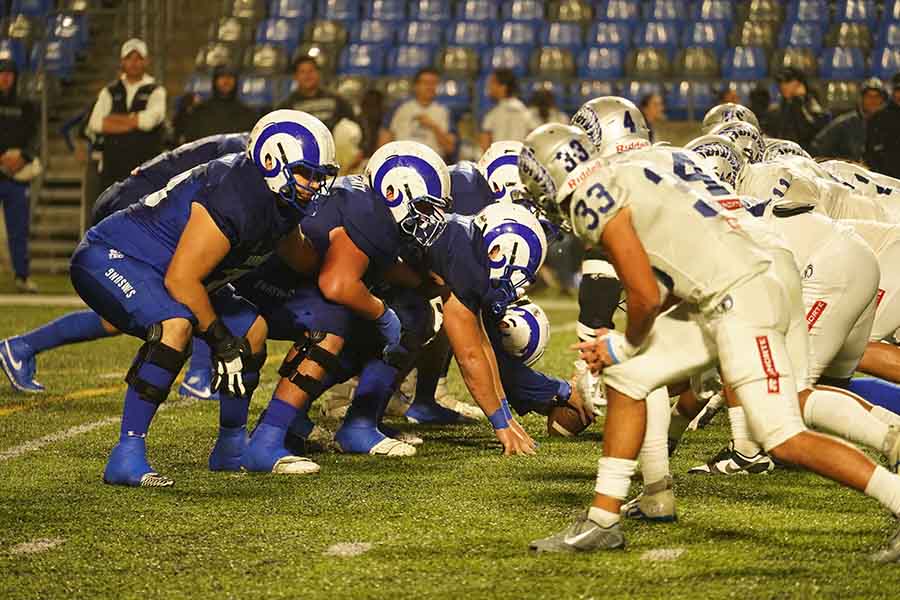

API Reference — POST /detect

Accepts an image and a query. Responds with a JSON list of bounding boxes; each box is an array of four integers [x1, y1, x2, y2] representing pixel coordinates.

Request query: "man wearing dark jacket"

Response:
[[0, 59, 40, 292], [766, 67, 830, 152], [866, 73, 900, 179], [175, 64, 257, 144], [276, 56, 356, 130], [811, 78, 886, 161]]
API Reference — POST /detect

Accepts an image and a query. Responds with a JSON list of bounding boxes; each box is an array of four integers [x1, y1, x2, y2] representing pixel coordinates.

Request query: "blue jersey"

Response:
[[91, 133, 248, 224], [87, 152, 298, 293], [421, 215, 493, 314], [449, 161, 494, 217]]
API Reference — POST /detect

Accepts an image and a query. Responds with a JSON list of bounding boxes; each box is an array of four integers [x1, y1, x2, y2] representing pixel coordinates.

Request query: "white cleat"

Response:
[[138, 472, 174, 487], [367, 437, 417, 457], [435, 376, 485, 420], [391, 430, 424, 446], [271, 456, 321, 475], [574, 360, 605, 416]]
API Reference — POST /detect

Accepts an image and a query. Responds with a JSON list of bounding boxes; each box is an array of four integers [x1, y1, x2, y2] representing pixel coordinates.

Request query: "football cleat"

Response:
[[621, 476, 677, 522], [574, 360, 605, 416], [883, 425, 900, 474], [241, 423, 320, 474], [208, 425, 247, 471], [380, 425, 424, 446], [178, 368, 219, 401], [405, 400, 477, 425], [435, 376, 485, 420], [334, 423, 416, 457], [688, 392, 725, 430], [0, 337, 44, 393], [687, 442, 775, 475], [871, 521, 900, 563], [103, 436, 173, 487], [529, 512, 626, 553]]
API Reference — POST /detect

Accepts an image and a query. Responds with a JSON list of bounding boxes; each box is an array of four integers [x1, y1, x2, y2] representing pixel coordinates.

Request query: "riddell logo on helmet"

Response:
[[565, 160, 604, 191], [615, 139, 650, 153]]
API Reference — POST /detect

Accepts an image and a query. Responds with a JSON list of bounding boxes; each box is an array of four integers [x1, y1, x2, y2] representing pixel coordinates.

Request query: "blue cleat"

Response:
[[334, 422, 416, 456], [0, 337, 44, 393], [208, 425, 247, 471], [178, 368, 219, 401], [241, 423, 320, 475], [405, 400, 477, 425], [103, 436, 173, 487]]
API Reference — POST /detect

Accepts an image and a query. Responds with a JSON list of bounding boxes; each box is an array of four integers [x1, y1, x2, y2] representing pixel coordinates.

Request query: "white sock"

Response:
[[640, 387, 671, 486], [595, 456, 638, 499], [803, 389, 889, 452], [728, 406, 762, 456], [871, 405, 900, 428], [588, 506, 620, 527], [865, 465, 900, 516]]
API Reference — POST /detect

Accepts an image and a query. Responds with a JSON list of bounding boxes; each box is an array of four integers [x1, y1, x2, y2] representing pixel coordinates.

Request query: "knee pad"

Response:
[[125, 324, 191, 405], [578, 260, 623, 334], [241, 345, 268, 397], [278, 331, 340, 399]]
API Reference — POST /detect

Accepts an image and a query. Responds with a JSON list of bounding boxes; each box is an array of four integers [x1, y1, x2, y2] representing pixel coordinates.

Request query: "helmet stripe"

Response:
[[483, 221, 544, 273], [372, 155, 443, 208], [511, 306, 541, 361], [252, 121, 321, 178]]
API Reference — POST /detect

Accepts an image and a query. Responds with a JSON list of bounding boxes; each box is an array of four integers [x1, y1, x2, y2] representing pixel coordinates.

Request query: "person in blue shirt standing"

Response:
[[69, 110, 337, 487]]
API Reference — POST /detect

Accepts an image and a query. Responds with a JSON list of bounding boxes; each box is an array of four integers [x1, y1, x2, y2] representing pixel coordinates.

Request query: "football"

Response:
[[547, 404, 591, 437]]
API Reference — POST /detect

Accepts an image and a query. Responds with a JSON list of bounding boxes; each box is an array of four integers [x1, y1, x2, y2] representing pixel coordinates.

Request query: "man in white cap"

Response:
[[86, 38, 167, 193]]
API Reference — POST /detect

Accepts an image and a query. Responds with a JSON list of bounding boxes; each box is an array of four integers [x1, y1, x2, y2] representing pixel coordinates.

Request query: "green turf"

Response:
[[1, 302, 899, 599]]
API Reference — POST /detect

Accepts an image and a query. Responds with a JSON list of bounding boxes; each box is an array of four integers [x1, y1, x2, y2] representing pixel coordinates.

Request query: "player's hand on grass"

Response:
[[496, 421, 536, 456]]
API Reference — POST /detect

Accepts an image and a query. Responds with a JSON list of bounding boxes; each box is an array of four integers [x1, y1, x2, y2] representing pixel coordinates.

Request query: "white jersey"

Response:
[[844, 218, 900, 255], [565, 157, 771, 308], [611, 145, 737, 195], [819, 160, 900, 220]]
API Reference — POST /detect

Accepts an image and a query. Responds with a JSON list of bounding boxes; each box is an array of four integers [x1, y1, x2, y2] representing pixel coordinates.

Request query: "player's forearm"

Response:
[[319, 274, 384, 320], [444, 304, 502, 415], [164, 276, 217, 331], [101, 114, 137, 134], [623, 294, 659, 348]]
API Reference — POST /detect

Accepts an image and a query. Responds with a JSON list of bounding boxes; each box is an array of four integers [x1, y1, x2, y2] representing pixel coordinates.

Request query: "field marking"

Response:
[[0, 397, 197, 463], [640, 548, 685, 562], [535, 298, 578, 311], [0, 385, 124, 417], [323, 542, 373, 557], [10, 537, 65, 555], [0, 294, 85, 307], [550, 321, 577, 334]]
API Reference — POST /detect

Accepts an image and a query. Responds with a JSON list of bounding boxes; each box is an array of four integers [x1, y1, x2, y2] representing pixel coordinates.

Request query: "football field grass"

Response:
[[2, 295, 900, 599]]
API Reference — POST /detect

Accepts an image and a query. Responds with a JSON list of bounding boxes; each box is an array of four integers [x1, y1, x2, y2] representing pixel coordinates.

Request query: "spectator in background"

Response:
[[866, 73, 900, 178], [766, 67, 829, 151], [378, 68, 456, 160], [749, 85, 773, 133], [639, 93, 665, 141], [359, 88, 385, 159], [811, 77, 886, 162], [528, 89, 568, 125], [479, 68, 540, 152], [86, 38, 166, 193], [277, 56, 356, 131], [717, 86, 741, 105], [175, 64, 257, 144], [0, 59, 40, 293]]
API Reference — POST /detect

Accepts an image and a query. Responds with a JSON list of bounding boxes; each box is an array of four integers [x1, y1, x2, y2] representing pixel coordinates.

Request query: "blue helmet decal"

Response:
[[372, 155, 444, 208], [486, 154, 519, 200], [510, 306, 541, 361], [252, 121, 321, 177], [483, 220, 544, 275]]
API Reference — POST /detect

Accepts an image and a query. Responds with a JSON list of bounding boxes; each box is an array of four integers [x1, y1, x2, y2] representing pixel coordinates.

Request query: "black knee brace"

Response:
[[125, 324, 192, 405], [578, 272, 623, 333], [277, 331, 340, 399]]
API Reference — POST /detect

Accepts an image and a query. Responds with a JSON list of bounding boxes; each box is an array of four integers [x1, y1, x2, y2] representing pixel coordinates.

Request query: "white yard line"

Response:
[[0, 294, 85, 307], [323, 542, 373, 557], [640, 548, 685, 562], [550, 321, 577, 334]]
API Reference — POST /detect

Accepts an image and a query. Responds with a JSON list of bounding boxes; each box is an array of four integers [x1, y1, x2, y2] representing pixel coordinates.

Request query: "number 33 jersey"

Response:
[[564, 155, 772, 308]]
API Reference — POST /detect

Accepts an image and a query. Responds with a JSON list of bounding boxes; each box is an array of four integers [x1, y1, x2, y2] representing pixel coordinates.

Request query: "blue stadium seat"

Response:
[[886, 0, 900, 22], [501, 0, 544, 22], [11, 0, 52, 16], [0, 39, 29, 72], [785, 0, 829, 26], [623, 80, 663, 105], [633, 21, 681, 50], [525, 79, 569, 111], [834, 1, 877, 26], [387, 44, 435, 76], [256, 18, 302, 54], [682, 22, 729, 50], [410, 0, 451, 21], [819, 47, 865, 80], [340, 42, 386, 75], [269, 0, 316, 19], [482, 45, 529, 76], [455, 0, 500, 21], [877, 23, 900, 48], [721, 46, 767, 80], [596, 0, 640, 21], [494, 22, 538, 47], [644, 0, 688, 23], [571, 80, 619, 109], [541, 22, 582, 48], [436, 79, 472, 115], [48, 13, 88, 53], [780, 22, 824, 51], [34, 40, 75, 78], [398, 21, 443, 45], [666, 81, 714, 119], [363, 0, 405, 20], [353, 19, 395, 44], [318, 0, 360, 21], [870, 47, 900, 80], [577, 47, 626, 78], [692, 0, 734, 22], [239, 76, 275, 108], [587, 22, 631, 48], [448, 21, 491, 47], [185, 73, 213, 100]]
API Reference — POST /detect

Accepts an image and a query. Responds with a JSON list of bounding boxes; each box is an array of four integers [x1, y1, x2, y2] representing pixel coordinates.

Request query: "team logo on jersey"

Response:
[[805, 300, 827, 330], [108, 249, 124, 260], [105, 268, 137, 299], [877, 289, 886, 307], [803, 264, 814, 279], [754, 336, 780, 394]]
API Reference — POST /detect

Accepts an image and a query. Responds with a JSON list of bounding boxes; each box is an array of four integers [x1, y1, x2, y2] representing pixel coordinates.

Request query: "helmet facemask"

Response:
[[278, 156, 339, 217], [397, 190, 451, 248]]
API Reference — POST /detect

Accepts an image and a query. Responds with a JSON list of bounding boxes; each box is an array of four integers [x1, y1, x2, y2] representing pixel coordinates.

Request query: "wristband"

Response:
[[500, 398, 513, 421], [488, 399, 511, 430], [603, 332, 636, 365]]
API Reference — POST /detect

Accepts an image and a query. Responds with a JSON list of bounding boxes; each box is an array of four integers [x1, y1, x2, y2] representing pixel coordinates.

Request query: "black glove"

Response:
[[199, 319, 251, 396]]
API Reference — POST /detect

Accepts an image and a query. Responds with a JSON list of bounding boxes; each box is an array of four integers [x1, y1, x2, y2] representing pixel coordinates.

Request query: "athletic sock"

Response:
[[21, 310, 113, 354], [803, 389, 889, 451], [871, 405, 900, 428], [865, 465, 900, 516], [187, 337, 212, 373], [588, 506, 620, 528], [120, 361, 176, 439], [847, 378, 900, 414], [640, 387, 671, 485], [347, 360, 397, 428], [261, 397, 298, 430], [219, 393, 250, 429], [728, 406, 762, 456]]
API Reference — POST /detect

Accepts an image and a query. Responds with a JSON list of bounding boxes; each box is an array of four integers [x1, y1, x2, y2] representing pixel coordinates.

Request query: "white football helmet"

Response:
[[365, 141, 452, 247], [520, 123, 599, 212], [708, 121, 766, 164], [498, 298, 550, 366], [247, 109, 339, 216], [684, 134, 746, 188], [571, 96, 651, 157], [763, 138, 812, 162], [701, 103, 761, 134], [477, 141, 527, 203]]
